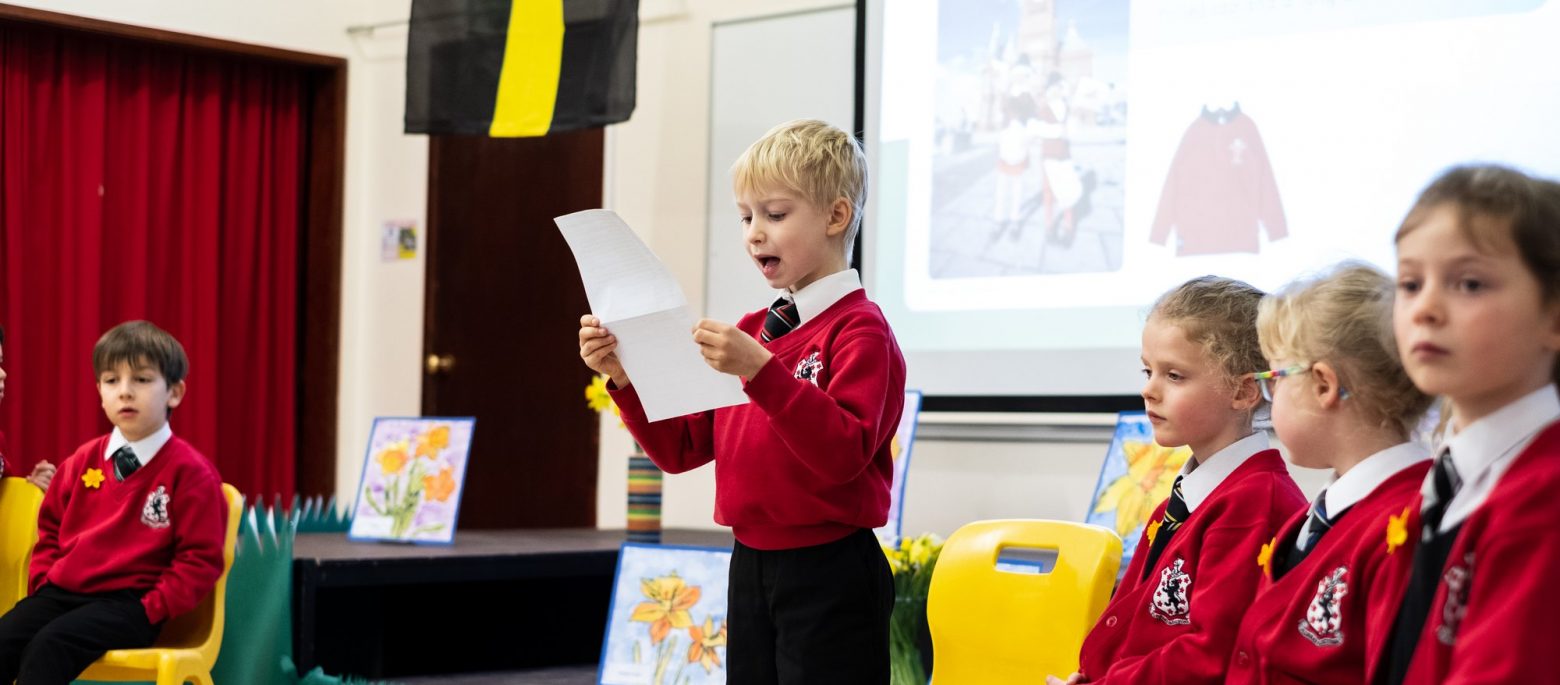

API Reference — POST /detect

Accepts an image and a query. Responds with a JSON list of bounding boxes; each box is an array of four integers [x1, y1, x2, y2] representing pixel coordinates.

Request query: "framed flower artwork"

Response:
[[348, 417, 475, 545], [599, 543, 733, 685]]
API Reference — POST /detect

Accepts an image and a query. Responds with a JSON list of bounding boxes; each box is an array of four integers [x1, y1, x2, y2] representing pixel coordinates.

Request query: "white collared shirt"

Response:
[[781, 269, 862, 325], [1430, 384, 1560, 532], [1177, 431, 1270, 513], [1296, 441, 1430, 548], [103, 422, 174, 469]]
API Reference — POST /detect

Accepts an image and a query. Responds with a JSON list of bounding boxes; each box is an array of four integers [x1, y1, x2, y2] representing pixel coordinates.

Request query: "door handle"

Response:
[[425, 353, 456, 375]]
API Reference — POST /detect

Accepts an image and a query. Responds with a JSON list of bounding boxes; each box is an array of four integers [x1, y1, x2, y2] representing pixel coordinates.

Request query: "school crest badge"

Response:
[[141, 485, 171, 529], [1436, 552, 1475, 646], [1299, 566, 1349, 647], [1149, 558, 1193, 625], [793, 351, 823, 386]]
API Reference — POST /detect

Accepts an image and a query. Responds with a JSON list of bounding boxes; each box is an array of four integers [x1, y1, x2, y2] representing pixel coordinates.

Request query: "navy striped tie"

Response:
[[112, 445, 140, 481], [760, 296, 798, 342]]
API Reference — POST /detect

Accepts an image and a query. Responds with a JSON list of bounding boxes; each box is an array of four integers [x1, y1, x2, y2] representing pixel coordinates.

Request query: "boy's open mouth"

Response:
[[757, 255, 780, 276]]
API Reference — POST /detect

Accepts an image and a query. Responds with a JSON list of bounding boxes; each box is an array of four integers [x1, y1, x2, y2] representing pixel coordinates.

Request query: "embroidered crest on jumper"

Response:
[[1436, 552, 1475, 646], [793, 351, 823, 386], [1298, 566, 1349, 647], [1149, 558, 1193, 626], [141, 485, 171, 529]]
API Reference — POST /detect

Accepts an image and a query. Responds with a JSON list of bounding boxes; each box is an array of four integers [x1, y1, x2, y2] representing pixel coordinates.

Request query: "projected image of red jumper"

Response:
[[1149, 103, 1288, 256]]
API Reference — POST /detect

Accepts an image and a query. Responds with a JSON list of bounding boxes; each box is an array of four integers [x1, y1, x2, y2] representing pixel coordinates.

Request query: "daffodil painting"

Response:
[[1086, 411, 1192, 569], [349, 417, 475, 545], [874, 391, 924, 543], [599, 544, 732, 685]]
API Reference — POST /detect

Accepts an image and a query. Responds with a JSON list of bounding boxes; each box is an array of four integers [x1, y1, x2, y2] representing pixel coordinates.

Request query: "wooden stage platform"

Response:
[[292, 528, 733, 679]]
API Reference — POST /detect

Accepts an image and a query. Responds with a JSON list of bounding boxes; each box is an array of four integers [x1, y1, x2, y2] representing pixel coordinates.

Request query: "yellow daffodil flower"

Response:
[[1387, 506, 1411, 555], [377, 441, 411, 475], [687, 616, 727, 672], [630, 574, 700, 644]]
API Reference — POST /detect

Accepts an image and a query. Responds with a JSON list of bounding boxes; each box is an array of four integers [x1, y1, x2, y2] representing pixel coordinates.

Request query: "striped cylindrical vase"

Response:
[[627, 450, 662, 543]]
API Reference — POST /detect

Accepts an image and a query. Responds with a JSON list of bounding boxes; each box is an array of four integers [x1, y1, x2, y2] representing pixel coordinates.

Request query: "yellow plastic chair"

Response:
[[78, 483, 243, 685], [927, 519, 1123, 684], [0, 476, 46, 614]]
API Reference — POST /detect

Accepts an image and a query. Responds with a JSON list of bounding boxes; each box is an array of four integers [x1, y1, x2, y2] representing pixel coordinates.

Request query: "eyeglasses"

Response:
[[1251, 365, 1310, 402], [1250, 364, 1350, 402]]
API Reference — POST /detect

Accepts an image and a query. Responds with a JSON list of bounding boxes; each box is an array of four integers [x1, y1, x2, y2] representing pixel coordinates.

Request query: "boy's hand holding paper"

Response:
[[559, 209, 749, 421]]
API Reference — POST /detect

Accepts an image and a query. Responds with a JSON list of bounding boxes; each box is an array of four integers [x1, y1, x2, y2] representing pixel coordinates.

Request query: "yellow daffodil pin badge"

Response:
[[1257, 538, 1276, 578], [1386, 506, 1411, 555]]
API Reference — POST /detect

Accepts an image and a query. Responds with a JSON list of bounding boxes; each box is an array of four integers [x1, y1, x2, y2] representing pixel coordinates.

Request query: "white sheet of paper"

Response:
[[557, 209, 749, 421]]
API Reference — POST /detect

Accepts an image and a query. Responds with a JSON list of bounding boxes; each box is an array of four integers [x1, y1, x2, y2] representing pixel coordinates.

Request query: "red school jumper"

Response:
[[30, 435, 226, 625], [1078, 449, 1304, 684], [610, 289, 907, 550], [1227, 461, 1429, 685], [1366, 422, 1560, 684]]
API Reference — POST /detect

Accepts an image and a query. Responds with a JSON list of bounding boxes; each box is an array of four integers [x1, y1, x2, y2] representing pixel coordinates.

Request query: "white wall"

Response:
[[5, 0, 432, 507], [20, 1, 1329, 535]]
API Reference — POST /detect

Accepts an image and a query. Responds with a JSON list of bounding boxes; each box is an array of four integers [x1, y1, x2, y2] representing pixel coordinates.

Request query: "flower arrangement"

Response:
[[628, 573, 727, 684], [586, 374, 621, 419], [882, 533, 943, 685]]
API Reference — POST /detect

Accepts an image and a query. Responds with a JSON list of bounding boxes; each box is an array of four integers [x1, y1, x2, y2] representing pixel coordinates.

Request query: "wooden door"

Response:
[[423, 130, 603, 528]]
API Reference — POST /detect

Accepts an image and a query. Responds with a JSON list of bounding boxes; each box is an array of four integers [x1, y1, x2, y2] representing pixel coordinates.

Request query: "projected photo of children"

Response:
[[929, 0, 1127, 279]]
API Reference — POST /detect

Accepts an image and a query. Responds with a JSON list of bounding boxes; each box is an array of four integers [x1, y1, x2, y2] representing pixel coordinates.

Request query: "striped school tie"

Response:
[[760, 296, 798, 342]]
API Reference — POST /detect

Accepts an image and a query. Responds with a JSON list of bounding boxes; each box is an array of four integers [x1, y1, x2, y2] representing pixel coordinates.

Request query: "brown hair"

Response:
[[1259, 261, 1433, 437], [1397, 164, 1560, 386], [93, 320, 189, 384], [1149, 276, 1266, 395]]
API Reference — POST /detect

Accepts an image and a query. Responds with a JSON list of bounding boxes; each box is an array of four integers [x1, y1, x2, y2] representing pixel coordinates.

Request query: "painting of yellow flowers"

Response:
[[599, 544, 732, 685], [1086, 411, 1191, 569], [349, 417, 475, 545]]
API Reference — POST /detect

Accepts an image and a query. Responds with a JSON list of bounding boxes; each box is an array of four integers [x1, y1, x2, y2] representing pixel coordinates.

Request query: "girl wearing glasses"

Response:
[[1057, 276, 1305, 685], [1227, 262, 1433, 685]]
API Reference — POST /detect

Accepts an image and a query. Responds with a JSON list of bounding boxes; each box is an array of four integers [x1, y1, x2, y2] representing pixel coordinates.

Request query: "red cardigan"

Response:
[[611, 289, 906, 550], [1367, 422, 1560, 684], [1227, 461, 1428, 685], [31, 434, 226, 624], [1078, 449, 1305, 684]]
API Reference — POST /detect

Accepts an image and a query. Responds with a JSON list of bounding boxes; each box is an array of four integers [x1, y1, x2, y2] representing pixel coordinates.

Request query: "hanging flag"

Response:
[[405, 0, 638, 137]]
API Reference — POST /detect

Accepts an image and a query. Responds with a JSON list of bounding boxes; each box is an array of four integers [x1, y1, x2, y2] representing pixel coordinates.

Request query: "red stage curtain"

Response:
[[0, 22, 303, 497]]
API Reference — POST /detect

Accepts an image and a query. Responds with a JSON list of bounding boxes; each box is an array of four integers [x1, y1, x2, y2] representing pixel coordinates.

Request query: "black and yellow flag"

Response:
[[405, 0, 638, 137]]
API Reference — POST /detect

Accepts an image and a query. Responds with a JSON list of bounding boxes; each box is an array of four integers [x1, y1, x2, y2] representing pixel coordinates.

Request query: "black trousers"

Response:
[[728, 528, 895, 685], [0, 584, 161, 685]]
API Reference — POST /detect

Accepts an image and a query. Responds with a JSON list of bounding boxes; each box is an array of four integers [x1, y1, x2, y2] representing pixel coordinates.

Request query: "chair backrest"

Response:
[[927, 519, 1122, 683], [150, 483, 242, 663], [0, 477, 44, 614]]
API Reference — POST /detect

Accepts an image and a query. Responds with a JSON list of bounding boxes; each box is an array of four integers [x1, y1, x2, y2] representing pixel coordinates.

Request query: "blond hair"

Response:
[[1150, 276, 1266, 394], [731, 119, 868, 262], [1258, 262, 1432, 437]]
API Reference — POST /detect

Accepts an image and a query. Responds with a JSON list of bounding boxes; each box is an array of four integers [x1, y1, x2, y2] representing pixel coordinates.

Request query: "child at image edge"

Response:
[[0, 325, 61, 491], [1226, 262, 1434, 685], [1373, 165, 1560, 684], [1052, 276, 1306, 684], [579, 119, 906, 684], [0, 320, 226, 685]]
